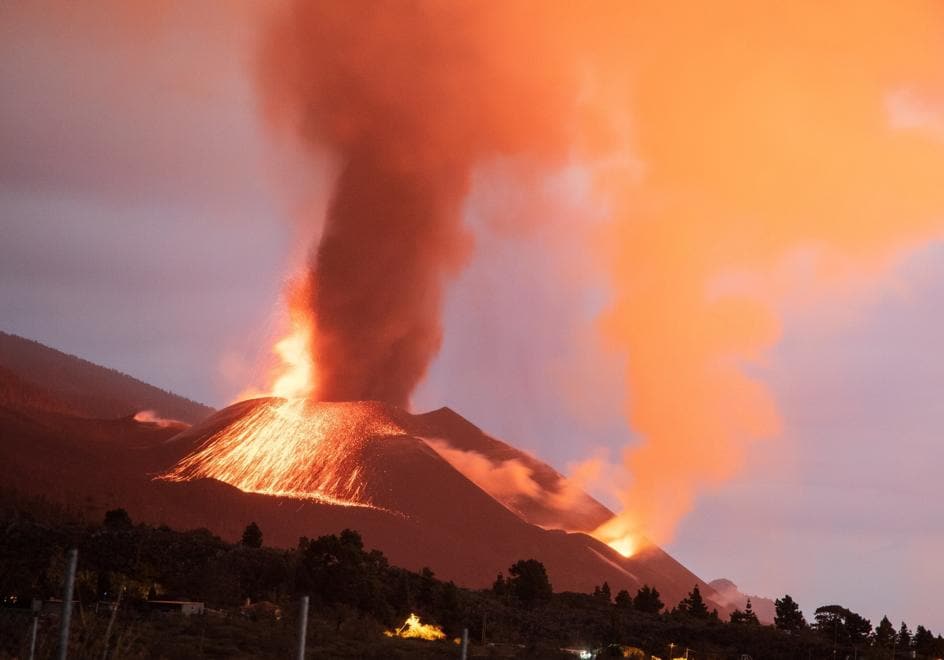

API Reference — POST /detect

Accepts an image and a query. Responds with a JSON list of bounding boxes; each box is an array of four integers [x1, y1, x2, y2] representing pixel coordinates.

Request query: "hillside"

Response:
[[0, 333, 730, 615], [0, 331, 213, 422]]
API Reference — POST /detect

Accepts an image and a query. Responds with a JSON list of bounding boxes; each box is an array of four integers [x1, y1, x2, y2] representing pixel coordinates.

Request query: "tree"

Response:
[[507, 559, 552, 606], [633, 585, 664, 614], [241, 522, 263, 548], [676, 585, 710, 619], [874, 616, 896, 650], [492, 572, 507, 597], [914, 625, 935, 657], [103, 508, 133, 531], [774, 594, 807, 633], [814, 605, 870, 648], [614, 589, 633, 609], [898, 622, 912, 651], [731, 598, 759, 625], [296, 529, 390, 616], [845, 611, 872, 646], [593, 581, 612, 603]]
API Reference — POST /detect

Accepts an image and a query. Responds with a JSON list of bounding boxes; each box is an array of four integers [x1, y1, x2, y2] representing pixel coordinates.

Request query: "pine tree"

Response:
[[874, 616, 896, 650], [507, 559, 552, 606], [240, 521, 263, 548], [899, 622, 912, 651], [913, 625, 935, 657], [678, 585, 710, 619], [615, 589, 633, 609], [744, 598, 759, 623], [492, 572, 507, 597], [774, 594, 807, 633], [633, 584, 664, 614]]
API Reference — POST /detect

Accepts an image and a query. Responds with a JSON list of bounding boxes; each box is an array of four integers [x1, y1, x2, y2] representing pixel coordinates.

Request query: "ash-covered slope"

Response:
[[0, 336, 729, 613], [0, 331, 213, 423], [151, 397, 725, 611]]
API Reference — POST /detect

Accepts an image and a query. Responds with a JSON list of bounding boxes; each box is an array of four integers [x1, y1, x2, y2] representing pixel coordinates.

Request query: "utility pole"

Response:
[[481, 612, 486, 645], [101, 588, 123, 660], [460, 628, 469, 660], [56, 548, 78, 660], [296, 596, 309, 660], [27, 599, 40, 660]]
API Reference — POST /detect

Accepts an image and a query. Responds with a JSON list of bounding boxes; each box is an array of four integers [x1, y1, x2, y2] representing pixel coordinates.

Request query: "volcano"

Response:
[[0, 331, 731, 613]]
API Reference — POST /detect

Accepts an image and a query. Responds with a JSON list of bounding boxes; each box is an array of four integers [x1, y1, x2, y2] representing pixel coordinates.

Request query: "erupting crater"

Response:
[[159, 398, 409, 507]]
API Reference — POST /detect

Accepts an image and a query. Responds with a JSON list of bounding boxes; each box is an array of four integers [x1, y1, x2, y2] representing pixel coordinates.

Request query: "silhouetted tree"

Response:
[[614, 589, 633, 609], [492, 571, 507, 597], [103, 508, 133, 531], [731, 598, 759, 624], [914, 625, 935, 657], [507, 559, 552, 607], [774, 594, 807, 632], [296, 529, 390, 617], [677, 585, 710, 619], [633, 584, 663, 614], [593, 581, 612, 603], [241, 521, 263, 548], [814, 605, 870, 648], [845, 610, 872, 646], [875, 616, 896, 650], [899, 622, 912, 651]]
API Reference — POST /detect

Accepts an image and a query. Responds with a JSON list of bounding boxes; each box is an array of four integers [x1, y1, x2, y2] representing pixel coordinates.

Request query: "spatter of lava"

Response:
[[160, 398, 406, 507]]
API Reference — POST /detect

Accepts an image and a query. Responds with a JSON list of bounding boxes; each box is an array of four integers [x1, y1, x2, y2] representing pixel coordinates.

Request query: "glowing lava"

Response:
[[236, 278, 318, 402], [593, 516, 643, 558], [269, 303, 315, 400], [384, 613, 446, 641], [160, 399, 406, 506], [162, 277, 417, 506]]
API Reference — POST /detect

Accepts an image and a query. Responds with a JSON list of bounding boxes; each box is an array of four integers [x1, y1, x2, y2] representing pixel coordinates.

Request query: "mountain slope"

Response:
[[0, 331, 213, 423], [0, 334, 731, 614]]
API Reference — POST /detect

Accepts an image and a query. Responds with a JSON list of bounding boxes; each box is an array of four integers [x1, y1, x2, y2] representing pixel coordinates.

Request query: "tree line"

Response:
[[1, 491, 941, 659]]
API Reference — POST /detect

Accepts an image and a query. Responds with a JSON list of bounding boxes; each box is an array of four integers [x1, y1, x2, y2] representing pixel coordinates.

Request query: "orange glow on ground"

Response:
[[384, 613, 446, 641]]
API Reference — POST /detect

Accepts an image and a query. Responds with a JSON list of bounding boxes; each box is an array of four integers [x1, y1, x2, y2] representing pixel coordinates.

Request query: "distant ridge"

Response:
[[709, 578, 776, 624], [0, 331, 213, 423]]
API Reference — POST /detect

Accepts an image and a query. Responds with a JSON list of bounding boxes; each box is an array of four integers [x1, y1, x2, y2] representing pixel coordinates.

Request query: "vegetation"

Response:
[[2, 490, 943, 659]]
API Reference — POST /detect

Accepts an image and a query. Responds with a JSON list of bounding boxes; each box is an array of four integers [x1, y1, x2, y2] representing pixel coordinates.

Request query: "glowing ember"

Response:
[[384, 613, 446, 641], [159, 399, 406, 506]]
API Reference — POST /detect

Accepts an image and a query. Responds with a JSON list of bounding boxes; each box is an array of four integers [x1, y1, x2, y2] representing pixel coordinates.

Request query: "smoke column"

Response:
[[258, 1, 944, 545], [258, 2, 577, 407]]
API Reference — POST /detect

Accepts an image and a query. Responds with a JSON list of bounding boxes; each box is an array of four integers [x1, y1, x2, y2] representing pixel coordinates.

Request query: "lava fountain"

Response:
[[160, 283, 408, 508]]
